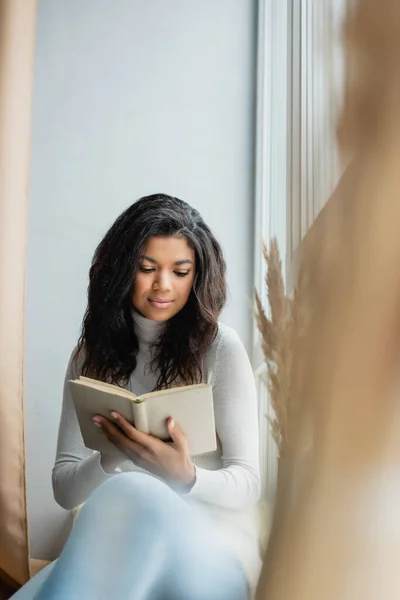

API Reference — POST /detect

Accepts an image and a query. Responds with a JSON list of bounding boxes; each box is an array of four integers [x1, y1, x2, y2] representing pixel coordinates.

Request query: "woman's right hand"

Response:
[[94, 413, 196, 489]]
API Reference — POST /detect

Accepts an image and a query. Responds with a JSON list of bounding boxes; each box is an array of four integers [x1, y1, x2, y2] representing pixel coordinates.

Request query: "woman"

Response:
[[13, 194, 261, 599]]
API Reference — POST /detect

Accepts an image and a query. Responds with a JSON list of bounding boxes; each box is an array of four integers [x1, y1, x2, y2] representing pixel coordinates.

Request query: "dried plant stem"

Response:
[[254, 238, 309, 458]]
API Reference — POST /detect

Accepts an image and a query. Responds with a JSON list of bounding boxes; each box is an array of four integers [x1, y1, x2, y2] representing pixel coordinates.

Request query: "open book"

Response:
[[69, 376, 217, 457]]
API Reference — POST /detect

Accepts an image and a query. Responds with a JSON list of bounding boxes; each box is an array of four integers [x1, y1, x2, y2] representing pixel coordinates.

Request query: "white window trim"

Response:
[[253, 0, 289, 503]]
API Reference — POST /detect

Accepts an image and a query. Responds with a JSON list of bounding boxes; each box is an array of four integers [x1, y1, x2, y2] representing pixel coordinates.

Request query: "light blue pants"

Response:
[[12, 473, 248, 600]]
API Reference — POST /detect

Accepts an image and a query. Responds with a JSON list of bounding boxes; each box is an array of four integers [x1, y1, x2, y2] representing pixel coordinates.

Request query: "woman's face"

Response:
[[133, 235, 196, 322]]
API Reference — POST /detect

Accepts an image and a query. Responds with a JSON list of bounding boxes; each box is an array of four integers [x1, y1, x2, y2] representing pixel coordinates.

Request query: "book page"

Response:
[[143, 384, 216, 455], [76, 376, 136, 399], [140, 382, 207, 401], [69, 381, 135, 456]]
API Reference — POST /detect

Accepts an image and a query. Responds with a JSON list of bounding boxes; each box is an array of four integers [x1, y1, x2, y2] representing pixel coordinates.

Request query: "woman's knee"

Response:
[[83, 472, 183, 524], [97, 472, 171, 504]]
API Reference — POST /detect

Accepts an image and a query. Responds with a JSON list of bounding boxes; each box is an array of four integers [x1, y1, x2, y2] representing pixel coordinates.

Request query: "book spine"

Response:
[[132, 401, 149, 434]]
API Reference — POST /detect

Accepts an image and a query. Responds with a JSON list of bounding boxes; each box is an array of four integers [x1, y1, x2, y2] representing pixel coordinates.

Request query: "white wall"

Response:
[[25, 0, 257, 559]]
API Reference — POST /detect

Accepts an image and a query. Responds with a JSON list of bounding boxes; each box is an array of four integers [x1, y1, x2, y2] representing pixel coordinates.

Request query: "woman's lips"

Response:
[[148, 298, 174, 309]]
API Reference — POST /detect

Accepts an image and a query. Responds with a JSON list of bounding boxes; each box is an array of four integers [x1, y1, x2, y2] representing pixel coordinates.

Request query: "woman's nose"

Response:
[[152, 271, 172, 292]]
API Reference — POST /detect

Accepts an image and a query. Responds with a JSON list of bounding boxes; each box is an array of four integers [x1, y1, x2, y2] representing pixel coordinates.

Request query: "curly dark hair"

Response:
[[76, 193, 227, 389]]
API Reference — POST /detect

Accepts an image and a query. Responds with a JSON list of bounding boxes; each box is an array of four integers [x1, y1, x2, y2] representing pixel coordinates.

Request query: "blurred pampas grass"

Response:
[[254, 238, 309, 457]]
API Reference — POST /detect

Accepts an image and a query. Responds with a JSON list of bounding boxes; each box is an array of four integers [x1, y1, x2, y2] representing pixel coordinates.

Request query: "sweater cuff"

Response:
[[99, 452, 126, 474], [186, 466, 219, 500]]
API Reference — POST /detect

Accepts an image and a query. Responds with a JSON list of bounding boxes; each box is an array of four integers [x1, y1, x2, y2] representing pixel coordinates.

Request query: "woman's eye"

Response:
[[174, 271, 190, 278], [139, 266, 155, 274]]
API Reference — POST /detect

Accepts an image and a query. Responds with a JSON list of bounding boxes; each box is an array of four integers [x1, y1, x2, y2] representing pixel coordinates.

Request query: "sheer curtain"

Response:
[[0, 0, 37, 587], [253, 0, 346, 504], [286, 0, 346, 287]]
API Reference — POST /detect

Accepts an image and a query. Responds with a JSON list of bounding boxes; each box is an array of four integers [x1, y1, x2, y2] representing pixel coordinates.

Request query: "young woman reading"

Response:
[[13, 194, 261, 600]]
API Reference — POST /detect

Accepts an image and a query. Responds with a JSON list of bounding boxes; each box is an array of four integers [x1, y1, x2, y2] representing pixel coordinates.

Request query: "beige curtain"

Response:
[[256, 1, 400, 598], [0, 0, 37, 586]]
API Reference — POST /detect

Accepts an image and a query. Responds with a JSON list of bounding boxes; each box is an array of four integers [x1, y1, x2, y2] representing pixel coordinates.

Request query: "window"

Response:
[[253, 0, 346, 502]]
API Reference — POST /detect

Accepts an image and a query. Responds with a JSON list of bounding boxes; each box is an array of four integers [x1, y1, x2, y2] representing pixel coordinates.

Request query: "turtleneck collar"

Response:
[[132, 310, 166, 344]]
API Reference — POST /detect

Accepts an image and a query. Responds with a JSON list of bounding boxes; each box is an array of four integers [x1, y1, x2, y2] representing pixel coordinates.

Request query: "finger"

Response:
[[167, 418, 188, 452], [94, 416, 144, 456], [110, 412, 158, 450]]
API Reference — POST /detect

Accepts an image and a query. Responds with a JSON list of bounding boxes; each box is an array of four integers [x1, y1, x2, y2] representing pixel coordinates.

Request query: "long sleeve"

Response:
[[188, 325, 261, 509], [53, 326, 261, 512], [52, 349, 125, 510]]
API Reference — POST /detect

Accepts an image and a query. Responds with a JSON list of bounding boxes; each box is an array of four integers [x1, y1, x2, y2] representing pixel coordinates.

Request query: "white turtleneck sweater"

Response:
[[53, 312, 262, 592]]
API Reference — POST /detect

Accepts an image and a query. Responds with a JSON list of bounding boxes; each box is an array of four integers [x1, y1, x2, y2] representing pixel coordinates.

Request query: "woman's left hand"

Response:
[[93, 412, 196, 489]]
